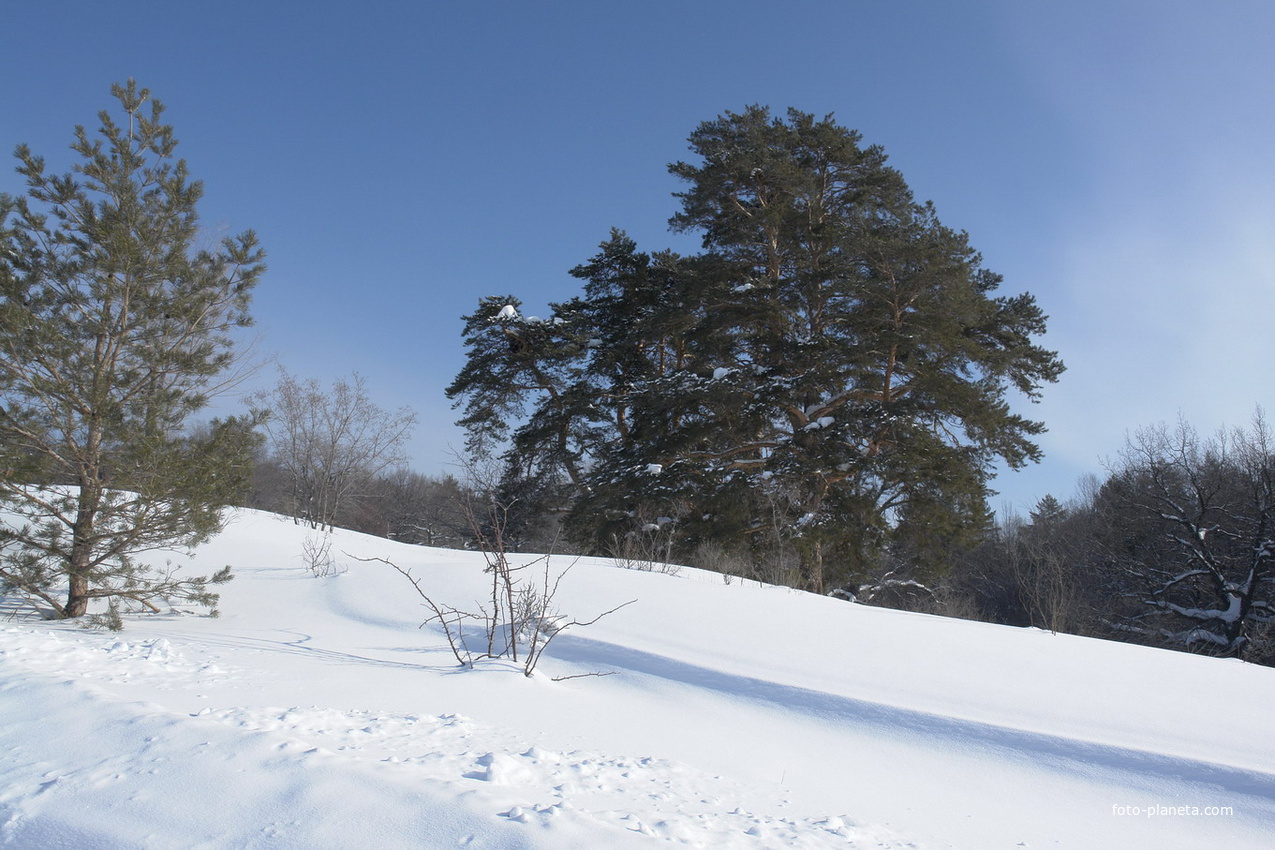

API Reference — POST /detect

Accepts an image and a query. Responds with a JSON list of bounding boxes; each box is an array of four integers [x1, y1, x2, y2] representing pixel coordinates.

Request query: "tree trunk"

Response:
[[64, 482, 101, 619], [799, 542, 825, 595], [64, 573, 91, 619]]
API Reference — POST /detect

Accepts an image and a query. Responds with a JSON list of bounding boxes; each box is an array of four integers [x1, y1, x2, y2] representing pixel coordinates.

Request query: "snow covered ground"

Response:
[[3, 507, 1274, 848]]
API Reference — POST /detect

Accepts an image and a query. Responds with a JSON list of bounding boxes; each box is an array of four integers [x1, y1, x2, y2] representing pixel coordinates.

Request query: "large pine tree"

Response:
[[449, 106, 1063, 591], [0, 80, 264, 622]]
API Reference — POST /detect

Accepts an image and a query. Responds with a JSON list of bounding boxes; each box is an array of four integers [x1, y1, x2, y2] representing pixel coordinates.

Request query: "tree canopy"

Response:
[[449, 106, 1063, 590]]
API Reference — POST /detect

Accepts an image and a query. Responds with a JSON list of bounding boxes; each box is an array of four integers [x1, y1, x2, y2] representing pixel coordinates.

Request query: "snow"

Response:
[[1155, 593, 1246, 624], [495, 304, 518, 320], [3, 507, 1275, 848]]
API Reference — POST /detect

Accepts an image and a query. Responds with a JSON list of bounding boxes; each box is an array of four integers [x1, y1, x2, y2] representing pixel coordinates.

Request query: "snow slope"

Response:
[[3, 507, 1274, 848]]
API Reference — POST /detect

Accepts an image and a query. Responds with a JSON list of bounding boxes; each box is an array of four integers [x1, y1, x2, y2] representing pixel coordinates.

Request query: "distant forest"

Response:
[[244, 403, 1275, 668]]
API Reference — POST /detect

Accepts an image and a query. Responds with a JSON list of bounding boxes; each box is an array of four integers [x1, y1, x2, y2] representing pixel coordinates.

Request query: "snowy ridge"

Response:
[[3, 507, 1275, 848]]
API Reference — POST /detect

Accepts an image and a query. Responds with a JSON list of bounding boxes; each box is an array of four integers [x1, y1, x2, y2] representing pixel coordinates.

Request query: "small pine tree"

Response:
[[0, 80, 264, 621], [1029, 494, 1066, 527]]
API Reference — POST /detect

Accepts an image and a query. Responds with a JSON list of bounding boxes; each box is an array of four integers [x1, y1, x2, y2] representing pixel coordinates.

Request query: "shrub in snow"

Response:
[[300, 531, 346, 578], [364, 463, 632, 677], [367, 551, 631, 678]]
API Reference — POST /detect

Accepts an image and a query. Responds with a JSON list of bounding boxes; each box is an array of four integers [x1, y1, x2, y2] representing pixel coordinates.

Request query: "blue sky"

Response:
[[4, 0, 1274, 515]]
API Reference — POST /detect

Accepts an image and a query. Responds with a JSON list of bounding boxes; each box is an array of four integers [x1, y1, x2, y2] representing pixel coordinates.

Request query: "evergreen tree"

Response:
[[1028, 494, 1066, 528], [0, 80, 264, 622], [449, 106, 1063, 592]]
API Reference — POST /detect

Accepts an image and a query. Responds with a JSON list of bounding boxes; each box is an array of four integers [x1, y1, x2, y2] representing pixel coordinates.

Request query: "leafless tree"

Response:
[[357, 469, 470, 547], [1003, 532, 1086, 635], [1099, 412, 1275, 658], [255, 370, 416, 530]]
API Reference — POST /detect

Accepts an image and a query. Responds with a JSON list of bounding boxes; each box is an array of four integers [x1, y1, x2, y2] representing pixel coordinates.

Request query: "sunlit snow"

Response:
[[3, 508, 1274, 848]]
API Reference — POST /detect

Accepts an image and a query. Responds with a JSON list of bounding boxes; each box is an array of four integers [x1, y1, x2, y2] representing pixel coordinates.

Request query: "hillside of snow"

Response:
[[3, 507, 1275, 848]]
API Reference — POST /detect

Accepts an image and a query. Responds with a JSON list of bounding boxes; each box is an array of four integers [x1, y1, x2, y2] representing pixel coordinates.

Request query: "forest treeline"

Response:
[[241, 409, 1275, 668]]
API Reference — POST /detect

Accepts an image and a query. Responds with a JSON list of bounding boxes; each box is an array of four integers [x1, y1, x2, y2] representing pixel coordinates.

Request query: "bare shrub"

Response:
[[364, 452, 633, 678], [607, 523, 682, 576], [300, 531, 345, 577], [365, 550, 631, 678]]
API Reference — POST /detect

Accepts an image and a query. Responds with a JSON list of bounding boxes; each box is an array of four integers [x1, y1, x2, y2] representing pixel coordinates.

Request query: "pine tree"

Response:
[[1028, 494, 1066, 527], [449, 106, 1063, 591], [0, 80, 264, 622], [657, 106, 1063, 588]]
